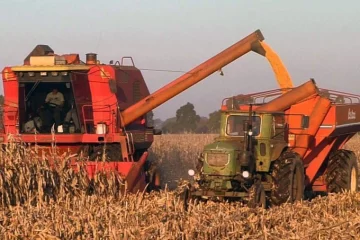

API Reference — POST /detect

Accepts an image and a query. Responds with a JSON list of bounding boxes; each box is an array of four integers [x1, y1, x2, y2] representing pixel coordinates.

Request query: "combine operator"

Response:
[[40, 88, 64, 132]]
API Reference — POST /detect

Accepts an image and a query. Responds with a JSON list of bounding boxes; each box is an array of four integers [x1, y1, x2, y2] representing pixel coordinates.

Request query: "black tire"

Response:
[[146, 170, 161, 192], [325, 149, 359, 193], [181, 188, 190, 211], [248, 181, 267, 208], [270, 150, 305, 206], [180, 184, 199, 211], [144, 160, 161, 192]]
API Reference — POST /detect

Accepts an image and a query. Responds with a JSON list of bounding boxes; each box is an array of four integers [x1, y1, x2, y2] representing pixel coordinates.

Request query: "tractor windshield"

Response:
[[226, 115, 261, 136]]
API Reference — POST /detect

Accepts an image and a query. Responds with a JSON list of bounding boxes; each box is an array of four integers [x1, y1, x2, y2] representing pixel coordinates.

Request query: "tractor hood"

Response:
[[203, 140, 240, 153]]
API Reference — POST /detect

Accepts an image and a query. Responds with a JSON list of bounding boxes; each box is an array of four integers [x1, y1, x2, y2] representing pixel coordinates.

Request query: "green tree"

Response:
[[195, 116, 209, 133], [175, 102, 200, 133], [207, 110, 221, 133], [161, 117, 177, 133]]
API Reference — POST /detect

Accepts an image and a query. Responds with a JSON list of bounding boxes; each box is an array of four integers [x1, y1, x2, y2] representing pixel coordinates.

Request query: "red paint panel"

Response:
[[71, 72, 92, 128], [114, 67, 150, 110], [61, 54, 80, 64], [81, 162, 134, 179], [87, 66, 118, 129], [3, 133, 125, 144], [1, 67, 19, 134]]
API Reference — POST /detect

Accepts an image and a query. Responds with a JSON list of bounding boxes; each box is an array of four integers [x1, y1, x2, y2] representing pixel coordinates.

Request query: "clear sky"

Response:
[[1, 0, 359, 120]]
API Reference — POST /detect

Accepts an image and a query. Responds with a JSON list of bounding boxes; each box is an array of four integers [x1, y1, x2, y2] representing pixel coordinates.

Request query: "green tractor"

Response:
[[183, 104, 310, 208]]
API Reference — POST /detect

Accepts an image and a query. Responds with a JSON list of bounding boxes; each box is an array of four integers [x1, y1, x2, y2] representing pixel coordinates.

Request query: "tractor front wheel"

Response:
[[270, 150, 305, 206], [247, 181, 267, 208], [325, 149, 359, 193]]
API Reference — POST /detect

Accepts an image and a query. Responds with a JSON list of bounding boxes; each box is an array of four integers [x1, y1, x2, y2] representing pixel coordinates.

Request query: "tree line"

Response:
[[154, 102, 221, 134]]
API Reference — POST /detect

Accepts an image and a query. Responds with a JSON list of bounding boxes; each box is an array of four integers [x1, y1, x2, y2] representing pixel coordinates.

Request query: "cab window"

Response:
[[226, 115, 261, 136]]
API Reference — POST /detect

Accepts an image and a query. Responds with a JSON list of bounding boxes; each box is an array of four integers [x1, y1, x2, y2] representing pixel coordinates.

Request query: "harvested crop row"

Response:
[[0, 134, 360, 239]]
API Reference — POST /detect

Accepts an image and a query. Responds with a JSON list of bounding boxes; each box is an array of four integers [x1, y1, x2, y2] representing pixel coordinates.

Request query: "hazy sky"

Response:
[[1, 0, 359, 120]]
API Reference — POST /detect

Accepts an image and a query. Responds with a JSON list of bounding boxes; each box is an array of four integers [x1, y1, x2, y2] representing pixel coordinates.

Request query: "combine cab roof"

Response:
[[9, 44, 141, 74], [12, 44, 90, 72], [11, 64, 90, 72], [24, 44, 54, 64]]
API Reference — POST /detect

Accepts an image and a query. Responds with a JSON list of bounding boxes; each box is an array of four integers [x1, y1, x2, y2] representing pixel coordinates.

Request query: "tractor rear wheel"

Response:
[[325, 149, 359, 193], [270, 150, 305, 206]]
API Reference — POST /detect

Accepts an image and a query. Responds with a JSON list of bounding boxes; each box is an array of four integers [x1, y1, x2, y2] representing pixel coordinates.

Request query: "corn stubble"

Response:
[[1, 134, 360, 239]]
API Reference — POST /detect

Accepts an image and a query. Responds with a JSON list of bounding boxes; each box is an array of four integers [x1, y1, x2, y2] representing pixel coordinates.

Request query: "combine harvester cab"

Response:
[[185, 79, 360, 208], [0, 29, 295, 194]]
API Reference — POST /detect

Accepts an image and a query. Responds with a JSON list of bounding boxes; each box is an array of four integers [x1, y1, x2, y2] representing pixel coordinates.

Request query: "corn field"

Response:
[[1, 134, 360, 239]]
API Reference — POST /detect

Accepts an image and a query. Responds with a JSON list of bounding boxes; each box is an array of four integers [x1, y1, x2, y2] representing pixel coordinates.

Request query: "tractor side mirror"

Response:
[[301, 115, 310, 129]]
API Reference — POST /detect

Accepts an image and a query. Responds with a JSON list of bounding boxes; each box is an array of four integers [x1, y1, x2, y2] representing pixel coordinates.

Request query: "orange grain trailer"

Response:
[[185, 79, 359, 208], [244, 80, 360, 193]]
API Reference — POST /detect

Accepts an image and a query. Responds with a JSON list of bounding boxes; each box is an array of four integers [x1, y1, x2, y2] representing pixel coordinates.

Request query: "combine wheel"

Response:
[[144, 160, 161, 192], [247, 181, 266, 208], [146, 170, 161, 192], [325, 149, 359, 193], [270, 150, 305, 206]]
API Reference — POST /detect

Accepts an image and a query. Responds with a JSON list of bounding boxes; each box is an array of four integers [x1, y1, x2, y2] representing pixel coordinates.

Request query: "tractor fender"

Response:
[[270, 143, 288, 162]]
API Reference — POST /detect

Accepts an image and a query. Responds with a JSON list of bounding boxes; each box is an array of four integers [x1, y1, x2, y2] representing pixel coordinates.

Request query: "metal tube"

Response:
[[293, 97, 332, 157], [121, 30, 265, 126], [255, 79, 318, 112]]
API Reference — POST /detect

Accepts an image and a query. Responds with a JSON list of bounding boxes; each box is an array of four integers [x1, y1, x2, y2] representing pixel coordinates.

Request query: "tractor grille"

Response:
[[206, 152, 229, 167]]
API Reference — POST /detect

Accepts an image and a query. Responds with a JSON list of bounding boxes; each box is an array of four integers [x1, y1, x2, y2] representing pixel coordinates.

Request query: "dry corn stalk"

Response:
[[0, 134, 360, 239]]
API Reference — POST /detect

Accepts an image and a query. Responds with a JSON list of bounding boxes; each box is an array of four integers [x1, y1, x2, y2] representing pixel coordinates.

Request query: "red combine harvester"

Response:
[[0, 29, 295, 193]]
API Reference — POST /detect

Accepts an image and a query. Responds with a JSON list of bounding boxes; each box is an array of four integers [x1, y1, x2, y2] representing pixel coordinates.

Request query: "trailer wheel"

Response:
[[325, 149, 359, 193], [270, 150, 305, 206]]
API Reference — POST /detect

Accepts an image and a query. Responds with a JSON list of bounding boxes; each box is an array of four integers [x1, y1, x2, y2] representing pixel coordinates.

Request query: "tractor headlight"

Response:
[[188, 169, 195, 176], [242, 171, 249, 178]]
